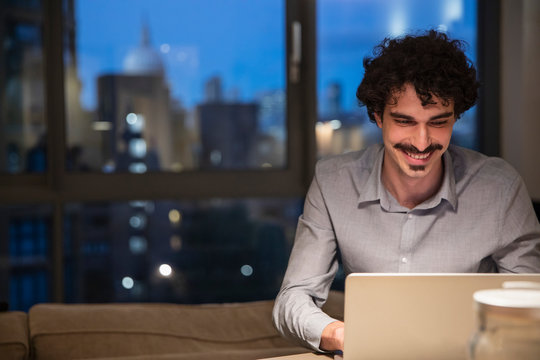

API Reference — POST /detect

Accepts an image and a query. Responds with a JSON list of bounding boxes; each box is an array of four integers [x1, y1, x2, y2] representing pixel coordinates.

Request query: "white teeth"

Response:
[[406, 152, 430, 160]]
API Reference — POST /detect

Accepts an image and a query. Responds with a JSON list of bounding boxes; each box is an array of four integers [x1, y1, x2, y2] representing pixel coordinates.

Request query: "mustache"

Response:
[[394, 143, 443, 154]]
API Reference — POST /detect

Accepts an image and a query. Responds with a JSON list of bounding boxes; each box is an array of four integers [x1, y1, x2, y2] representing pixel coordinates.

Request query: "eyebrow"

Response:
[[389, 111, 454, 120]]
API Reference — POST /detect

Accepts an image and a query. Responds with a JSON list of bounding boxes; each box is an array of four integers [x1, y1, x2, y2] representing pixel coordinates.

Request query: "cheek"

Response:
[[434, 128, 454, 144], [383, 126, 407, 145]]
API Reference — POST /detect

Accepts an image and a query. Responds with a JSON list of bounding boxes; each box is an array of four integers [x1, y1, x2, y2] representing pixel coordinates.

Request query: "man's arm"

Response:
[[273, 169, 341, 351], [494, 173, 540, 272]]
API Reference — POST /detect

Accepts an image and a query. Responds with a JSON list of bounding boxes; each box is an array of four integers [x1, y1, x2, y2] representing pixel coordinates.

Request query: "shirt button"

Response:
[[407, 214, 413, 219], [401, 257, 408, 263]]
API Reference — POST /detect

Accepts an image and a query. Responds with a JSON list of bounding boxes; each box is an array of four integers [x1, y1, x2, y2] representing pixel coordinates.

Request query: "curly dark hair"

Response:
[[356, 30, 479, 122]]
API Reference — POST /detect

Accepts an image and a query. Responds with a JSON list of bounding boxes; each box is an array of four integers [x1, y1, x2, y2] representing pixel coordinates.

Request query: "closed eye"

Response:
[[430, 119, 450, 127], [394, 119, 415, 126]]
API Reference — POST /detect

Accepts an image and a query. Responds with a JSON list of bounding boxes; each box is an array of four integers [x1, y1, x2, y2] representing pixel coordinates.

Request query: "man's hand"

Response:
[[320, 320, 344, 352]]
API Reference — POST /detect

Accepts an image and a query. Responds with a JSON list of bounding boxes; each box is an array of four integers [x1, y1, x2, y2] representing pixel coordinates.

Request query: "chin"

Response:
[[409, 165, 426, 172], [401, 164, 430, 178]]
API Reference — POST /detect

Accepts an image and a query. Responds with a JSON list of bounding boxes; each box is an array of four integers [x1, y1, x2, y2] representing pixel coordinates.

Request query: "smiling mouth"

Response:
[[405, 151, 431, 160], [394, 143, 443, 163]]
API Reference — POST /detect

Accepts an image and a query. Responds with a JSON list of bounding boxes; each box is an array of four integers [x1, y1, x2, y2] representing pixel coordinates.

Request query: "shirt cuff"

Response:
[[305, 312, 340, 352]]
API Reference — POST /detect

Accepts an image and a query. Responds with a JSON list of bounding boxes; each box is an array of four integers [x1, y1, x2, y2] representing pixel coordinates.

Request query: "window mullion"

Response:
[[43, 0, 67, 303]]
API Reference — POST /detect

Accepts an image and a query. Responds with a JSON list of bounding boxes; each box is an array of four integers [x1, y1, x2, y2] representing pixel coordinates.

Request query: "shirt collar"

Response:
[[357, 145, 457, 212]]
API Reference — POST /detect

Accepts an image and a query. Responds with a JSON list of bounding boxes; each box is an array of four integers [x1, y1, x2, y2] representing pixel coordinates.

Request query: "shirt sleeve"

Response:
[[272, 167, 340, 351], [494, 174, 540, 273]]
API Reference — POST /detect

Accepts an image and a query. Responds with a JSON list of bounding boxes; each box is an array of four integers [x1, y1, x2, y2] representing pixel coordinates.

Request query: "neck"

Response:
[[381, 155, 444, 209]]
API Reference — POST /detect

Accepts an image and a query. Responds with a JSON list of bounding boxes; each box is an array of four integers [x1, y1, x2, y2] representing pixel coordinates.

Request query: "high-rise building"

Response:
[[197, 101, 259, 169], [96, 23, 192, 172], [0, 2, 47, 172], [204, 76, 223, 103], [326, 82, 342, 117]]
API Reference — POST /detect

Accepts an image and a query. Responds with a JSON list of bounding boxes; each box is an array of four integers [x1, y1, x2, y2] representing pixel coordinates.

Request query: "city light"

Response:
[[126, 113, 138, 125], [129, 200, 147, 208], [315, 121, 334, 156], [389, 4, 407, 37], [168, 209, 182, 225], [129, 236, 147, 254], [122, 276, 134, 289], [240, 264, 253, 277], [92, 121, 112, 131], [170, 235, 182, 251], [160, 43, 171, 54], [128, 138, 147, 158], [438, 24, 448, 32], [159, 264, 173, 277], [126, 113, 145, 133], [210, 150, 222, 165], [129, 214, 147, 229], [128, 162, 147, 174], [329, 119, 342, 130], [102, 161, 115, 173], [444, 0, 464, 23], [171, 162, 184, 172]]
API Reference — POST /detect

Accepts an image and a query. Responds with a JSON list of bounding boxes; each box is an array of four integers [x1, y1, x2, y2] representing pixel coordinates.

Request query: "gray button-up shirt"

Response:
[[273, 144, 540, 351]]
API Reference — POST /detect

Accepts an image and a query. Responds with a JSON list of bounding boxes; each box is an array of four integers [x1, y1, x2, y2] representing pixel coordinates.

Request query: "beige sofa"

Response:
[[0, 291, 343, 360]]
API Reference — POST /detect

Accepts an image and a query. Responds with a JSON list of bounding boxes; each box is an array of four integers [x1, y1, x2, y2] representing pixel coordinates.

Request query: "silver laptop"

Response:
[[343, 273, 540, 360]]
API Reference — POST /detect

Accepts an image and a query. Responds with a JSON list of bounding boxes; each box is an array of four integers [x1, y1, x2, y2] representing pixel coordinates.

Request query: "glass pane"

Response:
[[0, 205, 52, 311], [317, 0, 478, 157], [0, 7, 46, 173], [65, 0, 286, 173], [64, 198, 302, 303]]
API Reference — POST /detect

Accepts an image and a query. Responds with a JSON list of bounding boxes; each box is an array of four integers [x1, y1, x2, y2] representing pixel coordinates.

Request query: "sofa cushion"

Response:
[[0, 311, 29, 360], [29, 300, 297, 360]]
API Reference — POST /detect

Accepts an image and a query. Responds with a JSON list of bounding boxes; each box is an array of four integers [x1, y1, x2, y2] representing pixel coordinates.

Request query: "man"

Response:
[[272, 30, 540, 353]]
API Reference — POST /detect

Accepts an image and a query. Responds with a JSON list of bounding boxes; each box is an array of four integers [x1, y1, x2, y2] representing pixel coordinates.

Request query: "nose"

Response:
[[413, 124, 431, 152]]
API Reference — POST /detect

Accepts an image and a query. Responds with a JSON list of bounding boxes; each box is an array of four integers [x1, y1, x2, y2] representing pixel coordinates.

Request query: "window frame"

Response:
[[0, 0, 318, 201], [0, 0, 498, 303], [0, 0, 318, 302]]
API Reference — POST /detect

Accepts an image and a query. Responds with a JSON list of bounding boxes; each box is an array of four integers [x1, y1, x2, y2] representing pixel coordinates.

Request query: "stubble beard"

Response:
[[409, 164, 426, 172]]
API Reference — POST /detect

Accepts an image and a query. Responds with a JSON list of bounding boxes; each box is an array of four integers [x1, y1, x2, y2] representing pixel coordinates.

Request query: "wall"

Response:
[[501, 0, 540, 201]]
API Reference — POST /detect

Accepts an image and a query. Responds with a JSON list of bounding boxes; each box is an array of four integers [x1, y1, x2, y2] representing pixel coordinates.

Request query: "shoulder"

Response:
[[311, 145, 382, 205], [315, 144, 382, 178], [449, 145, 521, 188]]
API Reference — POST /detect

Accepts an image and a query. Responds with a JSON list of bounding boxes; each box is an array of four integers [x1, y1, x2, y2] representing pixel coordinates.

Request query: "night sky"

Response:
[[76, 0, 476, 113]]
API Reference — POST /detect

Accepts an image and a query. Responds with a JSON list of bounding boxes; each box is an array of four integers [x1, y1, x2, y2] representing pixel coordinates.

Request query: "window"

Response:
[[0, 7, 46, 174], [66, 0, 286, 172], [0, 0, 491, 309], [0, 206, 51, 311], [0, 0, 311, 310], [63, 199, 301, 304], [316, 0, 478, 156]]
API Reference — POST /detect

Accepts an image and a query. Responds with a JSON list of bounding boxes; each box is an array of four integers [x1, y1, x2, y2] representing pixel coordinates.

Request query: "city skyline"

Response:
[[76, 0, 476, 114], [76, 0, 285, 111]]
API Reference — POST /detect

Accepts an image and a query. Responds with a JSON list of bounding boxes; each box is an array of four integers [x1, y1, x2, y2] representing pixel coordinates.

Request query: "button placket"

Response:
[[399, 212, 414, 272]]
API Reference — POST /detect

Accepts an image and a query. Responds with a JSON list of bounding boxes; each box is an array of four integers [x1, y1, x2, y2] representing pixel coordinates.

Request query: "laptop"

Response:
[[342, 273, 540, 360]]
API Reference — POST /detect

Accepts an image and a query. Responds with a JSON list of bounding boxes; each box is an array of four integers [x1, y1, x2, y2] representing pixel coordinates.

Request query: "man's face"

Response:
[[374, 83, 455, 181]]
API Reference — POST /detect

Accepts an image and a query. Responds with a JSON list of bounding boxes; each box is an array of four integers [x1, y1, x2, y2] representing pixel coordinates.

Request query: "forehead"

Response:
[[386, 84, 453, 112]]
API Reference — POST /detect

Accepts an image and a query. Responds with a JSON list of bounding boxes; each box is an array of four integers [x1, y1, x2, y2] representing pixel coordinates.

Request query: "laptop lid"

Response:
[[343, 273, 540, 360]]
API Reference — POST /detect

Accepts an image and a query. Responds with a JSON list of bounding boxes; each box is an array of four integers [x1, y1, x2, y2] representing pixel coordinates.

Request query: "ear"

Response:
[[374, 113, 383, 129]]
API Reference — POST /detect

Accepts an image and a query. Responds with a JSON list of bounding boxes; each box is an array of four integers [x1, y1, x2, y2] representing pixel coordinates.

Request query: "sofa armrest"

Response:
[[0, 311, 29, 360]]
